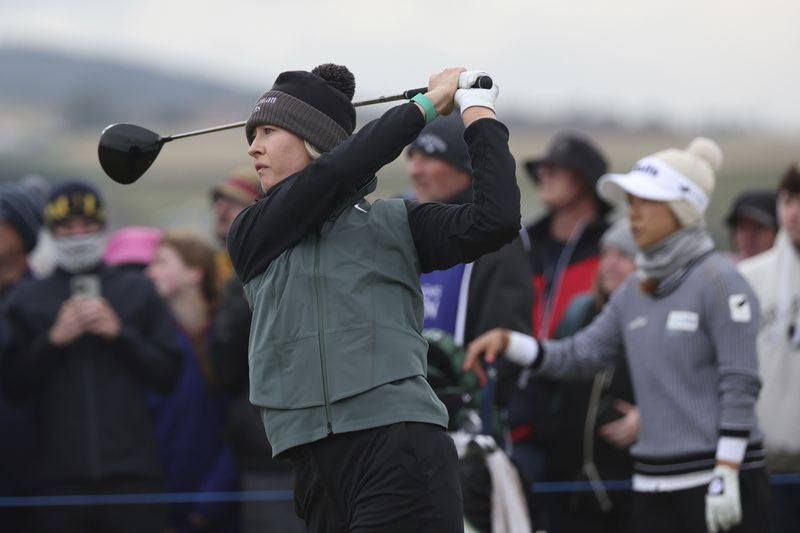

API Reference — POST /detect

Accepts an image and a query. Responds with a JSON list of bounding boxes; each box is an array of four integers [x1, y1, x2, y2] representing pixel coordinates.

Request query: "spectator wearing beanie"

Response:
[[0, 182, 43, 293], [0, 180, 182, 533], [724, 191, 778, 262], [209, 166, 301, 532], [103, 226, 162, 272], [466, 138, 770, 533], [0, 180, 44, 532], [227, 64, 517, 532], [739, 164, 800, 533], [406, 112, 533, 402], [407, 113, 535, 532], [210, 167, 262, 283], [211, 171, 303, 533]]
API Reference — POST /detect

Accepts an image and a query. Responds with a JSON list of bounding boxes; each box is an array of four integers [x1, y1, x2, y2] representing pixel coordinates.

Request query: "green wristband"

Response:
[[411, 93, 438, 125]]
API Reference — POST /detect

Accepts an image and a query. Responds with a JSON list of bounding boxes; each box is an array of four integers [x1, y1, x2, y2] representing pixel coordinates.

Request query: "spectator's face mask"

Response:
[[50, 219, 107, 273]]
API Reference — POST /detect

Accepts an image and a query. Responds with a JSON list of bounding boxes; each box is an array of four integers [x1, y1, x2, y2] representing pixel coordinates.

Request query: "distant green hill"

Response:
[[0, 47, 258, 129]]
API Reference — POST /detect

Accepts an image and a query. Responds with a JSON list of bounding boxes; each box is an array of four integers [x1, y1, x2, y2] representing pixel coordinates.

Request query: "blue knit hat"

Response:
[[0, 182, 45, 252], [44, 181, 106, 229]]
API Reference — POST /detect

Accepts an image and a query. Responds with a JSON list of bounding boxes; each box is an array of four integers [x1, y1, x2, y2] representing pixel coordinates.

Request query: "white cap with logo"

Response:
[[597, 137, 723, 227]]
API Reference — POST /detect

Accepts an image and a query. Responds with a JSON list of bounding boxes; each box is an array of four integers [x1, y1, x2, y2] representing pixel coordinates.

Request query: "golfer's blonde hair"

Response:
[[304, 141, 322, 160]]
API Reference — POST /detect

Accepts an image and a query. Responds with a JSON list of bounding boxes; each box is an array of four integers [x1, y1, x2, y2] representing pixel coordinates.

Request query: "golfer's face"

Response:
[[627, 195, 680, 249], [248, 126, 312, 191]]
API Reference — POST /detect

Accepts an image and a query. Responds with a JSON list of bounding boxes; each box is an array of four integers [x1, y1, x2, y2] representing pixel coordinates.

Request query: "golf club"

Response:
[[98, 77, 493, 184]]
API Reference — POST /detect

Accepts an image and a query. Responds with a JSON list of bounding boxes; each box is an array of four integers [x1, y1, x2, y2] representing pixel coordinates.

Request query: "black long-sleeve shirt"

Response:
[[228, 102, 521, 283]]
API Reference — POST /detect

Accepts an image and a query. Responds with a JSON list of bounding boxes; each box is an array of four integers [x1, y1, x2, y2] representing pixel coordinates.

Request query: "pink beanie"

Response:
[[103, 226, 162, 267]]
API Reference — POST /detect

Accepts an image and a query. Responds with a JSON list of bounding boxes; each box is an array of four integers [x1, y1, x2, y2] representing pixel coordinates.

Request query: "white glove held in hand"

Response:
[[455, 70, 499, 113], [705, 465, 741, 532]]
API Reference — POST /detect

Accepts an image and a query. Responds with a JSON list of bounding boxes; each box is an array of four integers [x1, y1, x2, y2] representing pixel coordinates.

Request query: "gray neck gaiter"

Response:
[[636, 223, 715, 282]]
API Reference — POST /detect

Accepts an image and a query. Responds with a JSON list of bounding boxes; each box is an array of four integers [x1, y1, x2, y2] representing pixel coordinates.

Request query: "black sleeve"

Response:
[[463, 235, 533, 344], [210, 277, 252, 394], [405, 118, 521, 273], [228, 102, 427, 284]]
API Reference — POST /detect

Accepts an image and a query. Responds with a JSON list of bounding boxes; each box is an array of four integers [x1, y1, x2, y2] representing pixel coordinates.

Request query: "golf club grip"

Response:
[[402, 76, 493, 100]]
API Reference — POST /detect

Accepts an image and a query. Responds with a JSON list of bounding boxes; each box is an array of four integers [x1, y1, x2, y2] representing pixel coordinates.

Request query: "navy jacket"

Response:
[[0, 264, 181, 485]]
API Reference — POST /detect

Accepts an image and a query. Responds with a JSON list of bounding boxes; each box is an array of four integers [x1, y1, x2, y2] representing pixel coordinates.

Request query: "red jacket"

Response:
[[524, 215, 608, 339], [507, 215, 608, 443]]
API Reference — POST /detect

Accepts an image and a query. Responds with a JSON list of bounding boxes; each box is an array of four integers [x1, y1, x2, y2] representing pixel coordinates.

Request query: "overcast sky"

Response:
[[2, 0, 798, 134]]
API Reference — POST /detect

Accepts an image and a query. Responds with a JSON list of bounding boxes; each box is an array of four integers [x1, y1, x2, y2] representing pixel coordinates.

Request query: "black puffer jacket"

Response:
[[0, 265, 181, 485]]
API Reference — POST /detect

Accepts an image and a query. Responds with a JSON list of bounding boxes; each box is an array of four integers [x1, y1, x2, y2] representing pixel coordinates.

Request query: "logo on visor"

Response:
[[632, 163, 659, 177]]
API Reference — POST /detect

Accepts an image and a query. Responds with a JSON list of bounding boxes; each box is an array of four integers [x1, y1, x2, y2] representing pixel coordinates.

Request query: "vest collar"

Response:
[[328, 176, 377, 220]]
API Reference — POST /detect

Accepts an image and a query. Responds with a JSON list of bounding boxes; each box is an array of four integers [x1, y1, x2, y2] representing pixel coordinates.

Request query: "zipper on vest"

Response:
[[313, 232, 334, 435]]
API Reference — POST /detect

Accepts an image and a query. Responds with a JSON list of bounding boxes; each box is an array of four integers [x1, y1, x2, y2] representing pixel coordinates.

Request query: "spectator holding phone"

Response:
[[0, 181, 182, 533]]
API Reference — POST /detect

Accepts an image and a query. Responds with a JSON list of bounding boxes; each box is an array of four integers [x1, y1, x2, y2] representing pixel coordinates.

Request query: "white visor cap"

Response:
[[597, 157, 710, 214]]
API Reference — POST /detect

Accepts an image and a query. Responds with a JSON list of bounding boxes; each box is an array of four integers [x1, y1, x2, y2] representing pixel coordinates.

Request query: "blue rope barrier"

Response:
[[767, 474, 800, 486], [0, 490, 293, 508], [2, 475, 799, 507], [533, 479, 632, 493]]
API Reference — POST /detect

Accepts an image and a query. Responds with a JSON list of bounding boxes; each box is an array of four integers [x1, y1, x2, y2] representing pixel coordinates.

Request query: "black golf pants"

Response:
[[630, 467, 770, 533], [289, 422, 464, 533]]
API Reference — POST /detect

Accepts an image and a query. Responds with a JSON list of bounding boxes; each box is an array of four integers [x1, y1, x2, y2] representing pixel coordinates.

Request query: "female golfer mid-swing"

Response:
[[227, 65, 519, 532]]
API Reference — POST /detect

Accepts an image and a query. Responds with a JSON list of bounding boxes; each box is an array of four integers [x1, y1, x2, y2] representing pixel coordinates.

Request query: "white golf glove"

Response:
[[705, 465, 741, 532], [455, 70, 499, 113]]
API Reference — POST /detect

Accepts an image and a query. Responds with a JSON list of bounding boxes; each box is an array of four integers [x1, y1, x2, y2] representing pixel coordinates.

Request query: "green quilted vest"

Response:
[[243, 179, 447, 455]]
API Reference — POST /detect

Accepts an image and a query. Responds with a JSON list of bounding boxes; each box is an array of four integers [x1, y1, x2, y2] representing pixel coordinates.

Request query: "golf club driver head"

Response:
[[98, 123, 164, 184]]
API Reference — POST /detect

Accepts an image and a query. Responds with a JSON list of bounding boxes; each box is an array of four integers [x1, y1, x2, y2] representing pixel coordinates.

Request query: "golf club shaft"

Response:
[[162, 89, 421, 141], [162, 94, 400, 140], [162, 76, 493, 140], [354, 76, 493, 108], [164, 121, 247, 142]]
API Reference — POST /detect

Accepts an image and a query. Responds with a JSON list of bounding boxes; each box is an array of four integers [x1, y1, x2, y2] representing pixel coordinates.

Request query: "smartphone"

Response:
[[70, 275, 101, 299]]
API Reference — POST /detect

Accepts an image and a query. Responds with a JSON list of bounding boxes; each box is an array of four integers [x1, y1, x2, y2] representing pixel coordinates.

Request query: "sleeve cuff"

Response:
[[506, 331, 539, 367], [716, 436, 748, 465]]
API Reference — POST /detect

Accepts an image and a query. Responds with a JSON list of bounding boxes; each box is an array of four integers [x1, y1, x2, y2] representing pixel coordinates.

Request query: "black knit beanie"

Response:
[[245, 64, 356, 153], [44, 181, 106, 229]]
